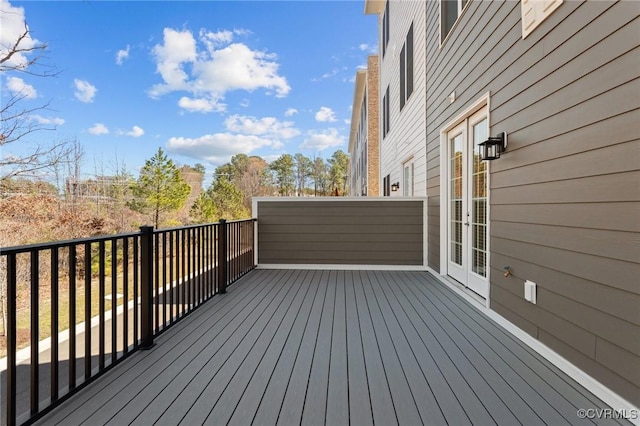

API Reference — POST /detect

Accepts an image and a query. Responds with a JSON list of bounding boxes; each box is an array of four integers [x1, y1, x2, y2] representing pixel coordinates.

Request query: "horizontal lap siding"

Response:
[[426, 0, 640, 405], [256, 200, 424, 266], [379, 0, 427, 196]]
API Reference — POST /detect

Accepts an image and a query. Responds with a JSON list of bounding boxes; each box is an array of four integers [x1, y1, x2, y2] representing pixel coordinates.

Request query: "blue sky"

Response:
[[1, 0, 377, 179]]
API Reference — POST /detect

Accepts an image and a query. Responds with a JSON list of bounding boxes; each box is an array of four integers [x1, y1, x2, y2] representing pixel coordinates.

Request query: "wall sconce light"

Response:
[[479, 131, 508, 161], [391, 182, 400, 192]]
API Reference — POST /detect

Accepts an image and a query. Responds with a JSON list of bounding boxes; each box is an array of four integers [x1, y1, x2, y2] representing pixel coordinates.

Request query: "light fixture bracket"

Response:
[[479, 131, 507, 161]]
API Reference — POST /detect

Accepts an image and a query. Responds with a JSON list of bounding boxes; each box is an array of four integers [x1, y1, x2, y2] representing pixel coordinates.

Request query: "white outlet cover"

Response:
[[524, 280, 537, 304]]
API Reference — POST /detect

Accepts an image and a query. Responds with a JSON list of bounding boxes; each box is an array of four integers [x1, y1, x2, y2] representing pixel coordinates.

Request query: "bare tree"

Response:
[[0, 13, 69, 180]]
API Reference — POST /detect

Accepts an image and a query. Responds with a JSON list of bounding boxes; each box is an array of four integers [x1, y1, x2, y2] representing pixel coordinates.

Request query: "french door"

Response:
[[447, 108, 489, 298]]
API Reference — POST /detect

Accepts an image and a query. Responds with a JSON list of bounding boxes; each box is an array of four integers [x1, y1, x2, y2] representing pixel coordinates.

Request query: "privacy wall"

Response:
[[253, 198, 426, 267]]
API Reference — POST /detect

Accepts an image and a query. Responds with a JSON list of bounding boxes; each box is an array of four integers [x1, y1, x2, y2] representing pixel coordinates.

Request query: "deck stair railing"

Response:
[[0, 218, 256, 426]]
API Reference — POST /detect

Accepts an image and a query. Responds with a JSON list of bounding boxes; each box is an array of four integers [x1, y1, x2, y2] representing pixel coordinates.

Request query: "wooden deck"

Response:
[[35, 269, 627, 425]]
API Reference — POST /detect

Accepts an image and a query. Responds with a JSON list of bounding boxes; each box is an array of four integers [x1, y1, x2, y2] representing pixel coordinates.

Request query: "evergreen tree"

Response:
[[269, 154, 295, 196], [190, 176, 249, 222], [294, 153, 313, 196], [129, 148, 191, 228], [328, 150, 349, 195]]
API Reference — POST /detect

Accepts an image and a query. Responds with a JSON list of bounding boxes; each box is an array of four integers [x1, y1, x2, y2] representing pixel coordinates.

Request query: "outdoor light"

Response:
[[391, 182, 400, 192], [479, 131, 507, 161]]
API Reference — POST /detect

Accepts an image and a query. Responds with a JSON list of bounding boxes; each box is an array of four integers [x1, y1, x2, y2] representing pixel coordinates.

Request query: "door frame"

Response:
[[439, 92, 492, 306]]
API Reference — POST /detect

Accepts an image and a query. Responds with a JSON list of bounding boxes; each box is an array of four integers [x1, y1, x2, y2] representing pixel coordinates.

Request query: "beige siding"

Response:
[[378, 0, 427, 197], [255, 198, 425, 266], [426, 0, 640, 405]]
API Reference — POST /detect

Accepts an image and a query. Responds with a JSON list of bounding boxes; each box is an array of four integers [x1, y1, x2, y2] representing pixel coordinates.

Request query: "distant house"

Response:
[[348, 55, 380, 196], [365, 0, 639, 409]]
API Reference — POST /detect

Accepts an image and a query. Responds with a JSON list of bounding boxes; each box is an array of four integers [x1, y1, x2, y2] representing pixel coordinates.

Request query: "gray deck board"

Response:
[[276, 270, 328, 426], [248, 270, 323, 425], [420, 271, 628, 426], [35, 268, 626, 426], [325, 270, 349, 426], [344, 270, 374, 426], [367, 270, 448, 425], [300, 269, 335, 426], [361, 270, 423, 425], [121, 269, 296, 426], [162, 269, 303, 426]]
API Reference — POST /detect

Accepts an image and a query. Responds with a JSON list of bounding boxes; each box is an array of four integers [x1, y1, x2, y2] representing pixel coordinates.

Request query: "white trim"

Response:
[[440, 92, 492, 309], [257, 264, 428, 271], [252, 196, 427, 203], [426, 267, 639, 422]]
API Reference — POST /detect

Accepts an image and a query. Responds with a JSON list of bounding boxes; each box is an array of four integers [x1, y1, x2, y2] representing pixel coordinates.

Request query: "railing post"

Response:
[[140, 225, 154, 349], [6, 253, 17, 426], [218, 219, 227, 294]]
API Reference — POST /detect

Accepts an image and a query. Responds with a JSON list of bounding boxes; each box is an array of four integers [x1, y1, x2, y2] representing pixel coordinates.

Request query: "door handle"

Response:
[[464, 222, 470, 227]]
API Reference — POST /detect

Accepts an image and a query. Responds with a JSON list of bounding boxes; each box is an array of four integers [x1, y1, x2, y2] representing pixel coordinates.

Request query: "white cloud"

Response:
[[178, 96, 225, 113], [0, 0, 40, 70], [124, 125, 144, 137], [284, 108, 298, 117], [224, 115, 300, 139], [149, 27, 290, 113], [315, 107, 337, 122], [6, 76, 37, 98], [199, 29, 234, 51], [115, 45, 130, 65], [74, 79, 97, 103], [149, 28, 197, 97], [167, 133, 280, 164], [300, 128, 345, 151], [31, 115, 64, 126], [88, 123, 109, 135]]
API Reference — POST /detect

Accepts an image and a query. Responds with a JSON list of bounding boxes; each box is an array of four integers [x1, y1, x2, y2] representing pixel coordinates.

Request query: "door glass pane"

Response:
[[472, 118, 487, 277], [450, 133, 463, 266]]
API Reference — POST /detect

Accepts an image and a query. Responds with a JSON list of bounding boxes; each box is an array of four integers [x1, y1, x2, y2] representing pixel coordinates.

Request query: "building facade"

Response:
[[365, 0, 639, 409], [365, 0, 427, 198], [348, 56, 380, 196]]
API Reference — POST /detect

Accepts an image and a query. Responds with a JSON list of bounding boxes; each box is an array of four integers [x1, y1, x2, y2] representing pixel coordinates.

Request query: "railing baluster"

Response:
[[123, 238, 129, 354], [198, 226, 203, 304], [98, 241, 105, 370], [218, 219, 227, 293], [169, 231, 174, 324], [30, 250, 39, 415], [6, 253, 17, 426], [133, 237, 139, 349], [154, 232, 159, 332], [207, 225, 214, 298], [111, 239, 117, 365], [84, 242, 91, 380], [69, 245, 77, 390], [51, 247, 59, 401], [162, 231, 167, 329], [181, 228, 186, 316]]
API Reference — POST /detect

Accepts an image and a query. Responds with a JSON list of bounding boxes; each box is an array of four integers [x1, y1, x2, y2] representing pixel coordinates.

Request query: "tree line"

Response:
[[191, 150, 349, 224]]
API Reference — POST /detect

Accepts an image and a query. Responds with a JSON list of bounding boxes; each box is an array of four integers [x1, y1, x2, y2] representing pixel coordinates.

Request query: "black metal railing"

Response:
[[0, 218, 256, 426]]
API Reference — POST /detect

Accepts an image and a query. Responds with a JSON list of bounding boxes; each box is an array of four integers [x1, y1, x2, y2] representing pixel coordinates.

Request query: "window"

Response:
[[383, 174, 391, 196], [441, 0, 469, 43], [382, 85, 390, 138], [403, 159, 414, 196], [382, 1, 390, 57], [400, 23, 414, 111], [400, 46, 406, 111], [521, 0, 562, 38]]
